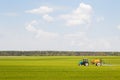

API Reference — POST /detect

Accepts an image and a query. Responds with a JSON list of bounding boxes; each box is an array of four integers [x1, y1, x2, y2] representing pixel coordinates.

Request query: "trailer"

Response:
[[91, 59, 102, 66]]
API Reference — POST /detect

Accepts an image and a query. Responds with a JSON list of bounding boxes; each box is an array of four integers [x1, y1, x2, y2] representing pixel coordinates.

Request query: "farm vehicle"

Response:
[[91, 59, 102, 66], [79, 58, 102, 66], [79, 59, 89, 66]]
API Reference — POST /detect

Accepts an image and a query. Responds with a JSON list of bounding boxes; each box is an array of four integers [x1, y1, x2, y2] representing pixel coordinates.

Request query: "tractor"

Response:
[[91, 59, 102, 66], [79, 58, 89, 66]]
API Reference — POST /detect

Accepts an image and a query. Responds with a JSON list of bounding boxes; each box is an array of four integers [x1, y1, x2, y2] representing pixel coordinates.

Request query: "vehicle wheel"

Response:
[[96, 63, 101, 66], [84, 63, 89, 66]]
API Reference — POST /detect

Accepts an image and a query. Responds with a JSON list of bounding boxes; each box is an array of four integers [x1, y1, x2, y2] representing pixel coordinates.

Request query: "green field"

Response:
[[0, 56, 120, 80]]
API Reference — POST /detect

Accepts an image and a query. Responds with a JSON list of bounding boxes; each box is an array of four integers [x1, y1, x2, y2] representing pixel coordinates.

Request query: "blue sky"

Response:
[[0, 0, 120, 51]]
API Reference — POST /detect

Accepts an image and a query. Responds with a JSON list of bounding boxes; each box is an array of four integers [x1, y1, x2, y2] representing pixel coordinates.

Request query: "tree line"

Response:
[[0, 51, 119, 56]]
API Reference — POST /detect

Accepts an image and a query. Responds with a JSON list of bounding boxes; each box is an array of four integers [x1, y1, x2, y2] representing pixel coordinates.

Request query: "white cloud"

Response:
[[88, 39, 111, 50], [26, 6, 54, 23], [25, 20, 38, 32], [97, 16, 104, 23], [0, 12, 18, 16], [64, 32, 111, 51], [25, 20, 58, 39], [43, 14, 54, 22], [36, 29, 58, 39], [64, 32, 87, 41], [24, 3, 119, 51], [117, 25, 120, 30], [64, 32, 89, 47], [26, 6, 53, 15], [60, 3, 93, 26]]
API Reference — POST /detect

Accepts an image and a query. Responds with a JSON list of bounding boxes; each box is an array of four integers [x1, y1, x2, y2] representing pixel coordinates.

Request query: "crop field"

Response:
[[0, 56, 120, 80]]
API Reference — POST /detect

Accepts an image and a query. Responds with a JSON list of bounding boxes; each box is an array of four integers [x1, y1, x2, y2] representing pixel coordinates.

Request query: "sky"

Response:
[[0, 0, 120, 51]]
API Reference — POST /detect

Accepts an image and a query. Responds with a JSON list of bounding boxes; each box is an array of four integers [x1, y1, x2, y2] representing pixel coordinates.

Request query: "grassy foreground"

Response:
[[0, 56, 120, 80]]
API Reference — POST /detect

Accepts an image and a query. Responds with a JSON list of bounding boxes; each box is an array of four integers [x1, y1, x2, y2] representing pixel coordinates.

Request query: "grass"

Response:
[[0, 56, 120, 80]]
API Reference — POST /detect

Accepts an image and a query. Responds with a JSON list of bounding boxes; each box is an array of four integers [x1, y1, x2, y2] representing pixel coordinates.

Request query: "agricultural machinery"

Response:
[[79, 58, 103, 66], [79, 59, 89, 66], [91, 59, 102, 66]]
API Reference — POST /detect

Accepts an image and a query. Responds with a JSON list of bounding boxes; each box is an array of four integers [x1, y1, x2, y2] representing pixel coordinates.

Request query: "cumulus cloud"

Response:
[[25, 20, 38, 32], [26, 6, 54, 23], [35, 29, 58, 39], [117, 25, 120, 30], [64, 32, 111, 51], [64, 32, 87, 41], [88, 39, 111, 50], [0, 12, 18, 16], [97, 16, 104, 23], [43, 14, 54, 22], [26, 6, 53, 15], [25, 20, 58, 39], [60, 3, 93, 26], [24, 3, 118, 51]]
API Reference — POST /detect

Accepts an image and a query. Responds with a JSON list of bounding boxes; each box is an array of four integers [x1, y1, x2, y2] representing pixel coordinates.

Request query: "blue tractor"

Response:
[[79, 59, 89, 66]]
